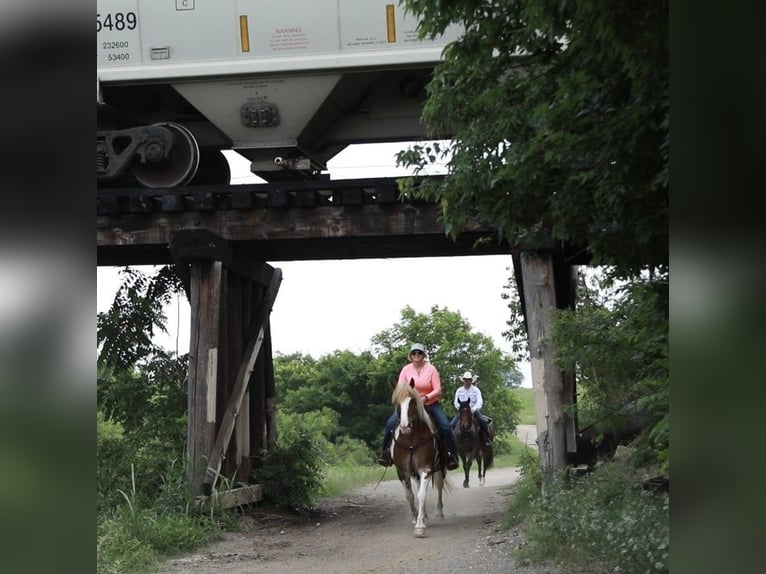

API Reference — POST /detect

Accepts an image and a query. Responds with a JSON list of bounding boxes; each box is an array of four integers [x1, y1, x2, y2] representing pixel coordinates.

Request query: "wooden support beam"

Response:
[[520, 251, 568, 471], [556, 263, 578, 454], [187, 261, 223, 496], [197, 484, 263, 512], [169, 228, 276, 287], [202, 268, 283, 494]]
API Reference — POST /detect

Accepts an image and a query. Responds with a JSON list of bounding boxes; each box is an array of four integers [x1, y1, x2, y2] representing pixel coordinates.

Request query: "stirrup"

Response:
[[377, 449, 392, 467]]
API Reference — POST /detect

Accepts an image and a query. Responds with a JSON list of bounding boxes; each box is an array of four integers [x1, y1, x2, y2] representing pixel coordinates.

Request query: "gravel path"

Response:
[[155, 466, 571, 574]]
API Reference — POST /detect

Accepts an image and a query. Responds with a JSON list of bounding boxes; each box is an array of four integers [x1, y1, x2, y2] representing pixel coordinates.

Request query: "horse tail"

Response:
[[483, 443, 494, 470]]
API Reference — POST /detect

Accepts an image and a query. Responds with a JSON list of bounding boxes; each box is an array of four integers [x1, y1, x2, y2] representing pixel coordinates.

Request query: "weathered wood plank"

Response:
[[198, 484, 263, 512], [202, 268, 283, 493], [187, 261, 223, 496], [520, 251, 567, 471]]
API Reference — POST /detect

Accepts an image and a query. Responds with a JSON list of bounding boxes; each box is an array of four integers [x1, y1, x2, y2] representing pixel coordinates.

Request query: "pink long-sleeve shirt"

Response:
[[397, 363, 442, 406]]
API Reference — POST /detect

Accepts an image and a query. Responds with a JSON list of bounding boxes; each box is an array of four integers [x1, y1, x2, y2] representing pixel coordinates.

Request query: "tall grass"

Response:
[[97, 462, 234, 574]]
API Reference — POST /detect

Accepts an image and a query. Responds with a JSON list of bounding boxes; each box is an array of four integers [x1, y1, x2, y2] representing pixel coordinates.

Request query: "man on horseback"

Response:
[[377, 343, 460, 471], [451, 371, 493, 446]]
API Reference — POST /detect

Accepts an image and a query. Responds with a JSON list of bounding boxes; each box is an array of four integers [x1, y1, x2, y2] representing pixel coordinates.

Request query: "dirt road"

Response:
[[514, 424, 538, 449], [155, 466, 556, 574]]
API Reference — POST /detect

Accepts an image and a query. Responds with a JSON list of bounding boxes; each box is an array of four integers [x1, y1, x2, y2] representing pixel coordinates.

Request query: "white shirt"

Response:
[[453, 384, 483, 413]]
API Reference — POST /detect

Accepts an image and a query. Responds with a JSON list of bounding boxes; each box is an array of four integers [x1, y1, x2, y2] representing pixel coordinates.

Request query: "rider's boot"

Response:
[[377, 431, 393, 467], [442, 437, 459, 471]]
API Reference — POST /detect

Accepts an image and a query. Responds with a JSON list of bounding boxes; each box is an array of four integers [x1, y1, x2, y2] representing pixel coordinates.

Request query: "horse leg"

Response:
[[463, 456, 472, 488], [400, 477, 417, 523], [434, 472, 445, 518], [477, 454, 485, 486], [413, 471, 429, 537]]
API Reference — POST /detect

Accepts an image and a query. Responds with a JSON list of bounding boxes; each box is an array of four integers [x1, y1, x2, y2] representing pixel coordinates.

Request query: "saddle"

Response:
[[485, 416, 496, 441]]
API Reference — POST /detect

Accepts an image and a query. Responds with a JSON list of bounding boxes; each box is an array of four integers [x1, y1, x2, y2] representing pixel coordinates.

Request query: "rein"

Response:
[[393, 428, 441, 478]]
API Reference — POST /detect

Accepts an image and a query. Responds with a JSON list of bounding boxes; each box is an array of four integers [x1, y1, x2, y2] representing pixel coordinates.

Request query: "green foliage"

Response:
[[97, 506, 219, 574], [98, 266, 185, 370], [508, 461, 669, 573], [552, 270, 669, 474], [274, 306, 523, 456], [371, 305, 522, 437], [97, 355, 188, 512], [398, 0, 668, 278], [97, 457, 230, 574], [275, 350, 392, 448], [504, 447, 543, 527], [252, 430, 325, 514]]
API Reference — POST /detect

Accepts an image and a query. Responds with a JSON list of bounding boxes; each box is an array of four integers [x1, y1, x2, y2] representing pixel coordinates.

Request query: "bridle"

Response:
[[458, 407, 477, 440], [393, 400, 441, 477]]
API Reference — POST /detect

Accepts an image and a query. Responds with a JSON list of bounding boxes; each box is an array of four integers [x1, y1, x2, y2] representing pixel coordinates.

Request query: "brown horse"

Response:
[[454, 399, 494, 488], [390, 379, 446, 537]]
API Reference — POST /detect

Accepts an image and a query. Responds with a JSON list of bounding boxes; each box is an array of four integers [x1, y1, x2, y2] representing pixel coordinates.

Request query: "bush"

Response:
[[507, 459, 669, 573], [252, 431, 325, 514]]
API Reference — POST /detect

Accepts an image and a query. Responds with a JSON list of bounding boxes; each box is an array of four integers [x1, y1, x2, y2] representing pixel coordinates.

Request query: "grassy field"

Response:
[[511, 387, 536, 424]]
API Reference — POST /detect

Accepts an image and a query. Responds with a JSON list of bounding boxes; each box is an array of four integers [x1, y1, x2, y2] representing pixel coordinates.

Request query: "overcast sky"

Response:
[[96, 143, 532, 386]]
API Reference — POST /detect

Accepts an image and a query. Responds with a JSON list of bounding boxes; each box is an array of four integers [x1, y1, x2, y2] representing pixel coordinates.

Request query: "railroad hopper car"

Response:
[[97, 0, 460, 187]]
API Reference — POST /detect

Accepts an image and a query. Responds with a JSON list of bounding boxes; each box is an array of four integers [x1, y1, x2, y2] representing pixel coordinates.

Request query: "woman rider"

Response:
[[377, 343, 460, 471]]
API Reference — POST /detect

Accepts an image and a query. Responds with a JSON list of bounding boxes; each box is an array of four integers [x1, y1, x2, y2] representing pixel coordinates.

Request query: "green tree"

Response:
[[98, 266, 184, 370], [275, 350, 391, 447], [371, 305, 521, 435], [552, 271, 669, 475], [397, 0, 668, 278], [97, 266, 189, 510]]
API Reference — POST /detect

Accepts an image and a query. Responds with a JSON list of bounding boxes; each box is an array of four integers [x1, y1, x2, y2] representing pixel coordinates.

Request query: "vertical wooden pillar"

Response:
[[556, 262, 578, 455], [519, 251, 567, 471], [187, 261, 223, 495]]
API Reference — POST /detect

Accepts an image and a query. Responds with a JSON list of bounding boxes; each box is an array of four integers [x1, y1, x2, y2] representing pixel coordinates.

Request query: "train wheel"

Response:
[[189, 150, 231, 185], [132, 122, 199, 188]]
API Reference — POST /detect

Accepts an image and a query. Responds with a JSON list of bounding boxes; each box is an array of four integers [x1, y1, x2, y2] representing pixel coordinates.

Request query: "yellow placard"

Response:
[[386, 5, 396, 43], [240, 15, 250, 53]]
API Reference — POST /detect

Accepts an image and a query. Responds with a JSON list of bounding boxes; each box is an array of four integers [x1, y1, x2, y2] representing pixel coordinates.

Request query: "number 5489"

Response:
[[97, 12, 137, 32]]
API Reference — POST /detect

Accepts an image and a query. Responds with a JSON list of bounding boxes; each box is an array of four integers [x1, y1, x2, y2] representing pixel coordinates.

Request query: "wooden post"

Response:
[[201, 268, 282, 494], [519, 251, 567, 471], [187, 261, 223, 496], [554, 260, 578, 455]]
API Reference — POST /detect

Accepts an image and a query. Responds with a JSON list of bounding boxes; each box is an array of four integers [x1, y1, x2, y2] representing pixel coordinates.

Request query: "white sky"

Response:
[[96, 143, 532, 387]]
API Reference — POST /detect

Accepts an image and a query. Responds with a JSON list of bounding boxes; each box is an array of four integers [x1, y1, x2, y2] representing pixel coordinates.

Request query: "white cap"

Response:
[[462, 371, 474, 380]]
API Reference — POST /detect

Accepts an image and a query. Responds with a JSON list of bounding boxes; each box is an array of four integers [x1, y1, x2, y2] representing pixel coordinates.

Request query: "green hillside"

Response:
[[511, 387, 536, 424]]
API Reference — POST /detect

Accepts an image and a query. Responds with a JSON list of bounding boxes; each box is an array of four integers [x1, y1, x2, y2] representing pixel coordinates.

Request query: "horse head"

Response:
[[392, 378, 434, 436], [457, 399, 475, 436]]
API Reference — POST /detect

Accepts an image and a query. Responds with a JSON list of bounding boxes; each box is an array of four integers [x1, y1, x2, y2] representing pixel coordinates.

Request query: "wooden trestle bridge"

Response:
[[97, 176, 588, 505]]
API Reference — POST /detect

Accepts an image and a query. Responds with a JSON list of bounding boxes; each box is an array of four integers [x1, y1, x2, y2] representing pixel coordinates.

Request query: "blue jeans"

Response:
[[384, 402, 457, 454]]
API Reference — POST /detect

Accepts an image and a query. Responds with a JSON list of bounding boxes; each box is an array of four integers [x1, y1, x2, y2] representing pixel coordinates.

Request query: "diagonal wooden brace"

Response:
[[202, 267, 282, 495]]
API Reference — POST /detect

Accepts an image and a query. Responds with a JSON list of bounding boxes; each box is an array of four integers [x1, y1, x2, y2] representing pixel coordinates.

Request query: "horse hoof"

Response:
[[414, 527, 426, 538], [463, 481, 469, 488]]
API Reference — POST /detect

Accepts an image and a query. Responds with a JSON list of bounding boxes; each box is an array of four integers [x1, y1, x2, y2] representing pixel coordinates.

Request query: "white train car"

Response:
[[97, 0, 460, 187]]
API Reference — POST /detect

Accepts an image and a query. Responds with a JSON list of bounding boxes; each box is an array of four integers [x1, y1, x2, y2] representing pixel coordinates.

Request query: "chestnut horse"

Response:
[[390, 379, 446, 537], [454, 399, 494, 487]]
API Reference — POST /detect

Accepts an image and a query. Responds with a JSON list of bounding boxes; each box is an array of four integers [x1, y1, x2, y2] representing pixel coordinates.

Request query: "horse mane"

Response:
[[392, 383, 435, 433]]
